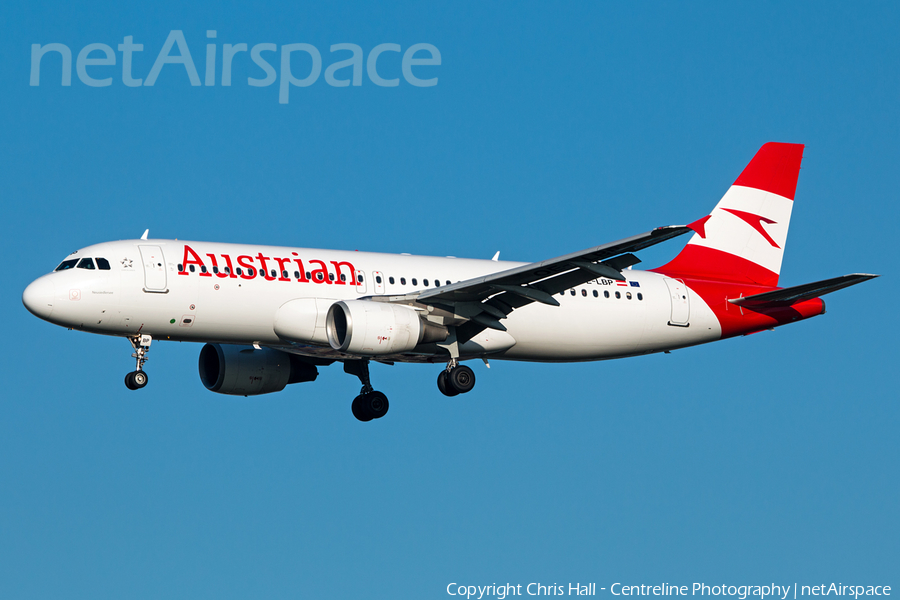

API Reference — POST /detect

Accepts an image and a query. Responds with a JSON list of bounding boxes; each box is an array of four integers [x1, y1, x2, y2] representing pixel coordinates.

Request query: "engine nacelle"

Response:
[[198, 343, 318, 396], [326, 300, 446, 355], [273, 298, 335, 345]]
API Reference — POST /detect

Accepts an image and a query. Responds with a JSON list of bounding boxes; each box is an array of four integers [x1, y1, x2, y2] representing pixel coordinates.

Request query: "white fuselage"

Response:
[[24, 239, 723, 363]]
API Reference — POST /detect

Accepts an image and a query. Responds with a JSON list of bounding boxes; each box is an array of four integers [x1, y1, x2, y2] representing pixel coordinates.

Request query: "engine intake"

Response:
[[198, 343, 318, 396], [326, 300, 446, 355]]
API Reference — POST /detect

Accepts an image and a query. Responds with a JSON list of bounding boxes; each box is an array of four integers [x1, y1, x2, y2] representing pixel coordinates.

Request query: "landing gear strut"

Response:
[[344, 360, 389, 422], [437, 359, 476, 397], [124, 334, 151, 390]]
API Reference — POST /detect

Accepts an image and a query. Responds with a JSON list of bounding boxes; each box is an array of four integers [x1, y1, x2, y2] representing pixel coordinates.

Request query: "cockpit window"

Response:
[[77, 258, 95, 270], [55, 259, 78, 271], [96, 258, 111, 270]]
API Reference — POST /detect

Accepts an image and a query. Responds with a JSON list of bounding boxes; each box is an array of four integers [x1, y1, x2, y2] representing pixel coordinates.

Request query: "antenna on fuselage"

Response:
[[491, 251, 500, 261], [140, 229, 149, 240]]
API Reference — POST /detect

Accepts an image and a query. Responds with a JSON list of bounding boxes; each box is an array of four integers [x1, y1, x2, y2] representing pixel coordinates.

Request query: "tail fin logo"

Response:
[[720, 209, 780, 249]]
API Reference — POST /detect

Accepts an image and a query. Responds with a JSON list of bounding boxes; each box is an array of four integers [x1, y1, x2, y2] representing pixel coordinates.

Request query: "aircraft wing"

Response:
[[728, 273, 879, 308], [375, 225, 691, 341]]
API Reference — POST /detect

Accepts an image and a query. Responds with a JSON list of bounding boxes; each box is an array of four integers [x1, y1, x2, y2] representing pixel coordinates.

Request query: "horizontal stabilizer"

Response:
[[728, 273, 879, 307]]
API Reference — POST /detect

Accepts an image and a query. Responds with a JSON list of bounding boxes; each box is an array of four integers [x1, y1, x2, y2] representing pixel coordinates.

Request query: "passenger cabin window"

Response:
[[604, 291, 609, 298], [400, 277, 406, 285], [412, 278, 418, 286], [190, 265, 196, 272], [423, 279, 429, 286], [55, 259, 78, 271], [357, 274, 364, 282], [96, 258, 111, 270], [615, 291, 621, 299], [593, 290, 598, 298], [389, 277, 395, 284], [582, 289, 587, 297], [177, 263, 184, 272], [201, 266, 207, 273], [637, 293, 643, 301], [376, 275, 382, 284], [77, 258, 95, 270]]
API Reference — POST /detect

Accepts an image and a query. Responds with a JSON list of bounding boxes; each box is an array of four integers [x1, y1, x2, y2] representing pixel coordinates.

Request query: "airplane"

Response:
[[22, 142, 877, 421]]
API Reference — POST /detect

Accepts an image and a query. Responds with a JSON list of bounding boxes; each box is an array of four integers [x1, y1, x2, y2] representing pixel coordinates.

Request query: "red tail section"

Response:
[[655, 142, 804, 286], [732, 142, 804, 200]]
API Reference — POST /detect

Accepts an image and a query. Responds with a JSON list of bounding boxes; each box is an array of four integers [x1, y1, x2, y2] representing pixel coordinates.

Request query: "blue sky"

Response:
[[1, 2, 897, 598]]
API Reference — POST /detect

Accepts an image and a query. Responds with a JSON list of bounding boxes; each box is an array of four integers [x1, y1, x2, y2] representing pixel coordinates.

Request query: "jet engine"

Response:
[[326, 300, 447, 355], [198, 343, 318, 396]]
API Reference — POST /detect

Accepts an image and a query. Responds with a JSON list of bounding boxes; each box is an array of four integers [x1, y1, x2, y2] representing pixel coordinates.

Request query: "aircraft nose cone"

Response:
[[23, 276, 55, 320]]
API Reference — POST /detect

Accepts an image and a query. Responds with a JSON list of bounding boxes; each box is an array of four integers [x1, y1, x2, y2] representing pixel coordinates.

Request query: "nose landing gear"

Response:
[[437, 359, 476, 397], [344, 360, 390, 421], [124, 334, 151, 390]]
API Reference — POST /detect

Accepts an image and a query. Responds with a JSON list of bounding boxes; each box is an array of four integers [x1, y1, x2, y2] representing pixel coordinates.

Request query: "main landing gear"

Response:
[[344, 360, 389, 422], [437, 359, 476, 397], [124, 334, 151, 390]]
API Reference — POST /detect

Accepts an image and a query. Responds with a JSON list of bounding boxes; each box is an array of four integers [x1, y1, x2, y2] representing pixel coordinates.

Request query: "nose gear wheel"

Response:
[[124, 334, 151, 390]]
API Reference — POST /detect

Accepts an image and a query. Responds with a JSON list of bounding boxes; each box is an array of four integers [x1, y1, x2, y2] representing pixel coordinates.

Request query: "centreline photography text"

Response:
[[445, 583, 892, 599]]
